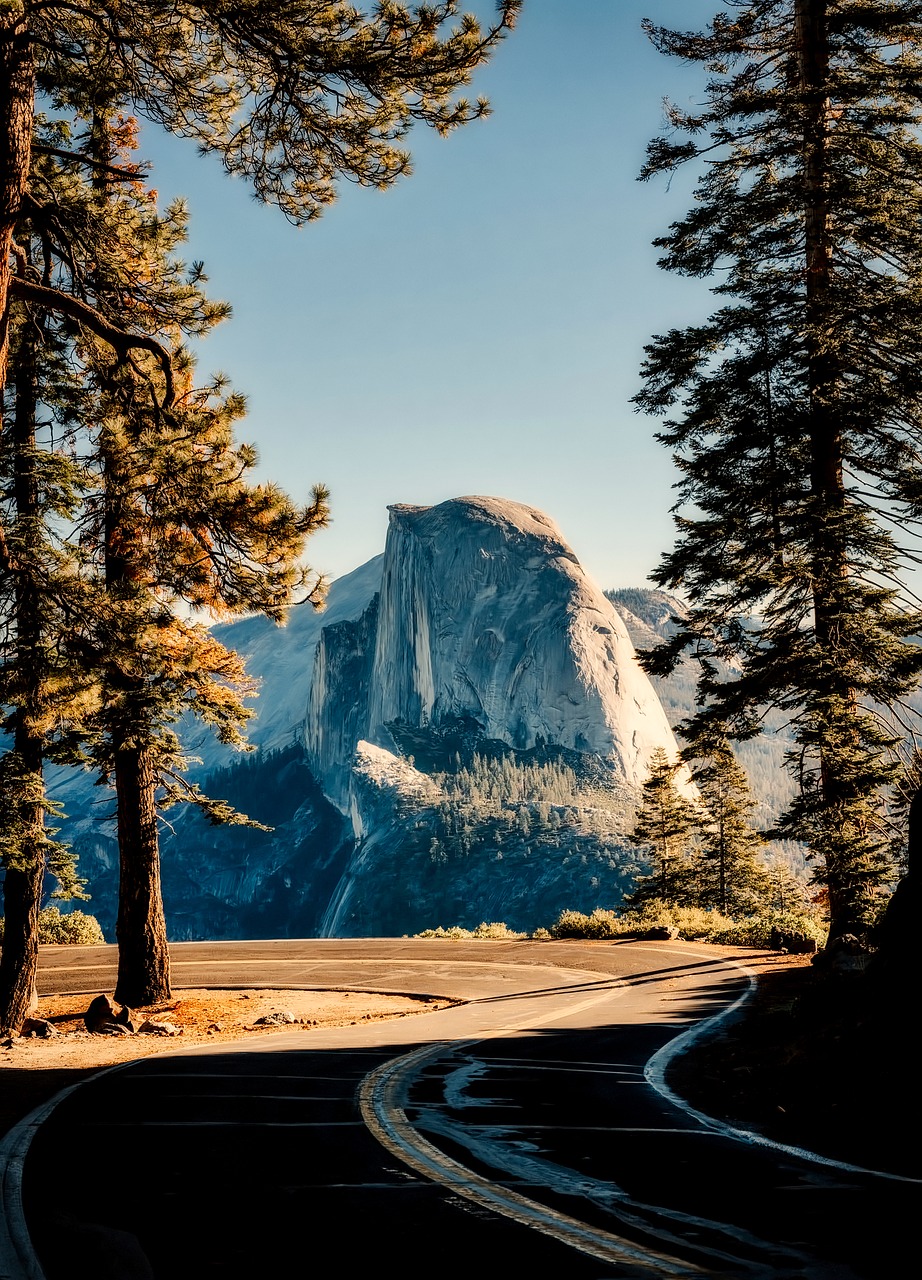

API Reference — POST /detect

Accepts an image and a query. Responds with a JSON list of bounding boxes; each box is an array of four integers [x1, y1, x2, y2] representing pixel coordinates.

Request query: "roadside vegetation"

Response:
[[414, 922, 526, 940], [414, 901, 825, 949], [0, 906, 103, 948], [547, 904, 824, 949]]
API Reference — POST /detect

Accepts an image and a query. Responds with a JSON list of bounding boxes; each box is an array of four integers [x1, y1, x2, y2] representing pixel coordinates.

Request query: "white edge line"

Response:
[[0, 1054, 148, 1280], [643, 952, 922, 1186]]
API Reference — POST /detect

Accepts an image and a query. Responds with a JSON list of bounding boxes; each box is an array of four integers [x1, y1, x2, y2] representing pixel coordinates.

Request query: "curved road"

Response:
[[2, 939, 917, 1279]]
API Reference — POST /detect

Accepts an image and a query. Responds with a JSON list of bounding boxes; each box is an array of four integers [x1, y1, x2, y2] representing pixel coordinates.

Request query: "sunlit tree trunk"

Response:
[[113, 741, 170, 1006], [0, 311, 45, 1032], [0, 7, 32, 395]]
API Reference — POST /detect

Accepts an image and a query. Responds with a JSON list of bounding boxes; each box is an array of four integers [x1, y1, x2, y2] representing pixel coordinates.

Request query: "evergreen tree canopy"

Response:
[[0, 1, 519, 1024], [630, 747, 699, 904], [691, 743, 770, 916], [0, 109, 329, 1020], [634, 0, 922, 939], [0, 1, 520, 388]]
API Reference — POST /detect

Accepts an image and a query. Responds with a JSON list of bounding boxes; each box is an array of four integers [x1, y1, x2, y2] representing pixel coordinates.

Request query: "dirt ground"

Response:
[[0, 987, 453, 1139]]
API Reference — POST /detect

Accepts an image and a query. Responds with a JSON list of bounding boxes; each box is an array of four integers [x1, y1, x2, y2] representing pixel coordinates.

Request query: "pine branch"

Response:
[[31, 144, 144, 182], [8, 278, 175, 407]]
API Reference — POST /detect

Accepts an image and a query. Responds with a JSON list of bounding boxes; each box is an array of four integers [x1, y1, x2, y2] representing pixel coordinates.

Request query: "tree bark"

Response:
[[0, 848, 43, 1033], [796, 0, 865, 939], [0, 5, 33, 394], [89, 111, 172, 1007], [113, 741, 171, 1006], [0, 300, 46, 1034]]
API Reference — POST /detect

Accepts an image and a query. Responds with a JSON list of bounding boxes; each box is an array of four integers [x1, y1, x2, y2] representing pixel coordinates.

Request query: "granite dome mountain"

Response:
[[54, 497, 687, 938]]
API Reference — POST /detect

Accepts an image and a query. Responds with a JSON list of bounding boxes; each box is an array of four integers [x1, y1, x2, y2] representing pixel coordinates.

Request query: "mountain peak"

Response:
[[307, 495, 682, 808], [387, 495, 568, 545]]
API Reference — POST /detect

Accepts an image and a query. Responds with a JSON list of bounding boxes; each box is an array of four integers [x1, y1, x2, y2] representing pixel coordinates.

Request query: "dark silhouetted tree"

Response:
[[635, 0, 922, 941]]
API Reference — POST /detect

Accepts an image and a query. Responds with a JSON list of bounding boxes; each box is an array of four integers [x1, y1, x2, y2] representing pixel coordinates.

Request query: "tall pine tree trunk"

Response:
[[105, 470, 172, 1007], [0, 8, 32, 395], [113, 740, 170, 1006], [0, 312, 46, 1033], [0, 740, 44, 1034], [91, 111, 172, 1007], [796, 0, 863, 939]]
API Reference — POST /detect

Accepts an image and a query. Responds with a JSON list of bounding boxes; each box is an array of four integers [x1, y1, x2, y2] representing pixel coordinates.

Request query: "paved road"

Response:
[[5, 940, 918, 1278]]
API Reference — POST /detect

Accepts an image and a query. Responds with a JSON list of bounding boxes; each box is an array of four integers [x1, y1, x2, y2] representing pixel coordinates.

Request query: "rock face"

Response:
[[305, 596, 379, 812], [307, 497, 681, 811], [50, 496, 692, 939]]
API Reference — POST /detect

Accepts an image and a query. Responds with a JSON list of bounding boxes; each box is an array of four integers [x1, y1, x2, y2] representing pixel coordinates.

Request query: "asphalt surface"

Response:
[[5, 940, 918, 1279]]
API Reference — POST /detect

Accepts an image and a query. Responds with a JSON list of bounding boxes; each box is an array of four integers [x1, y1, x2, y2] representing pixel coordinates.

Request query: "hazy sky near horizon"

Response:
[[141, 0, 721, 594]]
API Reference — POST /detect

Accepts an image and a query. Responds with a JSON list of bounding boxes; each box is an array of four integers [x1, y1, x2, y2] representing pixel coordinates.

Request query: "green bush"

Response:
[[550, 908, 627, 939], [413, 921, 525, 940], [549, 901, 826, 947], [708, 911, 826, 948], [412, 905, 828, 948], [0, 905, 105, 947]]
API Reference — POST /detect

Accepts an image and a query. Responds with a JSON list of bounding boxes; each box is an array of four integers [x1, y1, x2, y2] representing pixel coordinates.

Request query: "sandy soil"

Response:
[[0, 987, 454, 1139], [1, 987, 453, 1072]]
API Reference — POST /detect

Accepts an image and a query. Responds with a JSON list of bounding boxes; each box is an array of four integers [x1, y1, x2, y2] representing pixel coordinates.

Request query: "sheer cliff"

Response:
[[48, 497, 690, 939], [306, 497, 682, 810]]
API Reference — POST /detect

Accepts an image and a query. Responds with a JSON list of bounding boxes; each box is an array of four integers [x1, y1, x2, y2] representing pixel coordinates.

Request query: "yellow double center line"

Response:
[[358, 983, 710, 1278]]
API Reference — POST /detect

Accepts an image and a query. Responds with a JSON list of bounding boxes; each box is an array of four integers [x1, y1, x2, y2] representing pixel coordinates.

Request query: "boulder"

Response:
[[812, 933, 871, 974], [21, 1017, 59, 1038], [769, 927, 817, 954], [252, 1011, 299, 1026], [84, 994, 135, 1035], [138, 1019, 183, 1036]]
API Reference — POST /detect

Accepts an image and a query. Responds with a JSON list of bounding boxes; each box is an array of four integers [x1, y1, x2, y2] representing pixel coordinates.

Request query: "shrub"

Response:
[[550, 908, 627, 939], [548, 901, 827, 947], [708, 911, 826, 948], [0, 905, 105, 947], [413, 921, 525, 940]]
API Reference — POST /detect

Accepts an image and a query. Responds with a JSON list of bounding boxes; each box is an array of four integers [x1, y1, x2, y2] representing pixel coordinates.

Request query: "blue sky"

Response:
[[141, 1, 720, 593]]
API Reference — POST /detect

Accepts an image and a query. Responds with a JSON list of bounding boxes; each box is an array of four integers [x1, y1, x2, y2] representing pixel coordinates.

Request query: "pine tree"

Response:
[[629, 748, 699, 905], [0, 114, 327, 1018], [692, 744, 770, 916], [0, 2, 517, 1018], [634, 1, 922, 940], [0, 1, 521, 393], [69, 116, 328, 1006], [0, 229, 96, 1032]]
